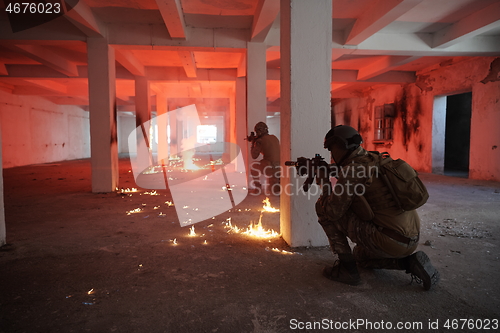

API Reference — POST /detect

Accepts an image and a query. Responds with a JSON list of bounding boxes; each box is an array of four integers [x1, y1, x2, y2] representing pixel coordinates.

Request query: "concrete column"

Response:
[[87, 38, 119, 193], [246, 42, 267, 134], [0, 127, 5, 247], [135, 76, 152, 166], [280, 0, 332, 246], [235, 77, 248, 172], [156, 93, 168, 163], [168, 101, 178, 158]]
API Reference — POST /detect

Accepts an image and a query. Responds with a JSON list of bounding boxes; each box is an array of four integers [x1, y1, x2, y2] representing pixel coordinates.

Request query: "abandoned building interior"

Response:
[[0, 0, 499, 332]]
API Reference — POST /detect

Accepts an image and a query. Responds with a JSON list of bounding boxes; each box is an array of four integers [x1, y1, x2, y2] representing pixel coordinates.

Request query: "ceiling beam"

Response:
[[251, 0, 280, 42], [177, 51, 197, 78], [189, 83, 202, 97], [432, 2, 500, 49], [45, 96, 89, 105], [237, 52, 246, 77], [356, 55, 416, 80], [109, 25, 248, 49], [145, 67, 237, 81], [0, 81, 15, 93], [333, 69, 415, 83], [344, 0, 423, 45], [331, 83, 348, 92], [63, 0, 104, 37], [346, 32, 500, 56], [9, 44, 79, 76], [23, 79, 68, 94], [154, 0, 187, 39], [115, 50, 145, 76], [0, 63, 7, 76]]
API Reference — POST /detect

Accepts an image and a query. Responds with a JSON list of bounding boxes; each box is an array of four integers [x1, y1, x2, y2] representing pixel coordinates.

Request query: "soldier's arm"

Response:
[[251, 139, 262, 159]]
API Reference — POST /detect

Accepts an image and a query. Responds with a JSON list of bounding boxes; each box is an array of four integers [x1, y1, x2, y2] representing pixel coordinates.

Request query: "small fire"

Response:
[[165, 201, 174, 206], [224, 216, 279, 239], [182, 150, 200, 170], [87, 288, 94, 295], [224, 218, 242, 233], [122, 188, 138, 193], [126, 208, 142, 215], [262, 197, 279, 213], [243, 213, 279, 239], [143, 190, 159, 196], [189, 225, 196, 237], [271, 248, 295, 255], [172, 238, 178, 245]]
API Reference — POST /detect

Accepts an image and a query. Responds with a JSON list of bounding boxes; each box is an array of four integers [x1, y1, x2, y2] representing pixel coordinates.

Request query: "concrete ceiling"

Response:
[[0, 0, 499, 107]]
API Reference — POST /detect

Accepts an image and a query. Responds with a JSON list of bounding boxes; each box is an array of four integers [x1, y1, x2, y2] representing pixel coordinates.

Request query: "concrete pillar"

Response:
[[0, 127, 5, 247], [87, 38, 119, 193], [135, 76, 152, 166], [246, 42, 267, 134], [280, 0, 332, 246], [156, 93, 169, 163], [168, 101, 178, 158], [235, 77, 248, 172]]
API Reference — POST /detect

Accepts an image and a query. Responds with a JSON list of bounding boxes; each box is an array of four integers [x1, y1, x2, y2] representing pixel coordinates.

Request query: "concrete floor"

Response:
[[0, 158, 499, 333]]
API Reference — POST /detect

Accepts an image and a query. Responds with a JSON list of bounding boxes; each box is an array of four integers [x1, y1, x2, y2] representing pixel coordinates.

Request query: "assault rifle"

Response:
[[244, 132, 258, 143], [285, 154, 334, 193]]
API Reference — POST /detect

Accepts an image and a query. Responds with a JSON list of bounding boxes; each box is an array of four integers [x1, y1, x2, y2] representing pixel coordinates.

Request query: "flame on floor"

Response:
[[262, 197, 279, 213], [270, 248, 295, 255], [224, 216, 279, 239], [182, 150, 200, 170], [126, 208, 142, 215], [189, 225, 196, 237]]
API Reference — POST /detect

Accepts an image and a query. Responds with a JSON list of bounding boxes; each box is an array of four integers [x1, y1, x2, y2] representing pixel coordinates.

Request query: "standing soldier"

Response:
[[249, 122, 280, 195]]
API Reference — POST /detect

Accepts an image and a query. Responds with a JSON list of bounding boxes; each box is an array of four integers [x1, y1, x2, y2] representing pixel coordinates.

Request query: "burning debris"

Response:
[[223, 216, 279, 240], [262, 197, 279, 213], [142, 190, 159, 196], [126, 208, 142, 215], [189, 225, 196, 237], [267, 247, 298, 255]]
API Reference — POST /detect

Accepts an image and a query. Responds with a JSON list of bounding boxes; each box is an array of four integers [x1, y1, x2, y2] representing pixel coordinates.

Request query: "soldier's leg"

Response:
[[318, 212, 361, 285], [354, 245, 439, 290], [249, 161, 263, 191]]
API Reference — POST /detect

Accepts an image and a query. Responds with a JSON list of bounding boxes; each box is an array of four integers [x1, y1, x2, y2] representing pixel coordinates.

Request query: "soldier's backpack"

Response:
[[371, 151, 429, 211]]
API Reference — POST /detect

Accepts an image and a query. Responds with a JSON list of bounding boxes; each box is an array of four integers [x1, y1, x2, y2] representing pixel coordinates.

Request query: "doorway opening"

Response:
[[432, 92, 472, 178]]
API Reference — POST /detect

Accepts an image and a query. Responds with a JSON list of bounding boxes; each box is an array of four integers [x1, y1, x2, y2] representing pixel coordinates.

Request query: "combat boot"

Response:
[[404, 251, 439, 291], [323, 254, 361, 286]]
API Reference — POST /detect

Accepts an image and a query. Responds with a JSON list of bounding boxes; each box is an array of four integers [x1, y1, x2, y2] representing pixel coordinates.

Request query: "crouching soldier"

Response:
[[315, 125, 439, 290]]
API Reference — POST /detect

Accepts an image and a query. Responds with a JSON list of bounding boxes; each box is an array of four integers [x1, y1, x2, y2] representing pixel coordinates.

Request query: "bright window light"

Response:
[[197, 125, 217, 144]]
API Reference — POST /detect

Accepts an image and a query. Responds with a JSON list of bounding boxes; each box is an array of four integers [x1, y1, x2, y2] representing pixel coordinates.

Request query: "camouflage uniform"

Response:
[[315, 146, 420, 269], [250, 134, 281, 188]]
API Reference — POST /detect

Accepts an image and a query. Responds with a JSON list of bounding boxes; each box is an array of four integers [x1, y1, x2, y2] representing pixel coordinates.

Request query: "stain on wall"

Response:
[[415, 75, 435, 93], [343, 109, 351, 125], [481, 57, 500, 84], [394, 87, 423, 152]]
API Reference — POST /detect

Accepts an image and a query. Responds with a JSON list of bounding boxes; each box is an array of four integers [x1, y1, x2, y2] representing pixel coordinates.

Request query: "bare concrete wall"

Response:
[[332, 57, 500, 181], [117, 113, 136, 154], [0, 89, 90, 168]]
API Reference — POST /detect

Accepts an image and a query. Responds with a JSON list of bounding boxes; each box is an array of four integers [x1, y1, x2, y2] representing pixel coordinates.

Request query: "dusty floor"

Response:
[[0, 158, 499, 333]]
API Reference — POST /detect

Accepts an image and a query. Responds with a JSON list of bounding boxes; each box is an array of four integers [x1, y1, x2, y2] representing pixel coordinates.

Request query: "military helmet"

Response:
[[254, 121, 268, 132], [324, 125, 363, 150], [254, 121, 269, 136]]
